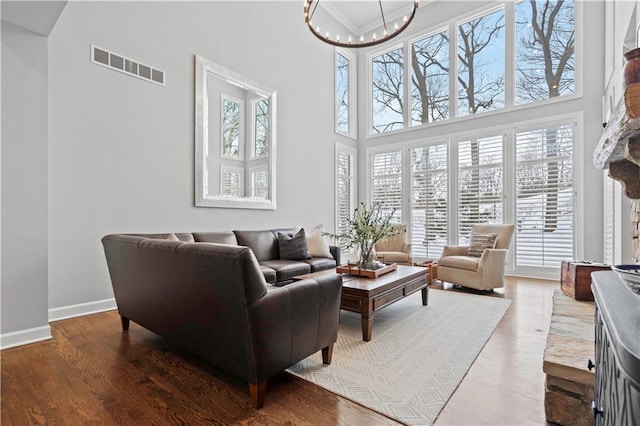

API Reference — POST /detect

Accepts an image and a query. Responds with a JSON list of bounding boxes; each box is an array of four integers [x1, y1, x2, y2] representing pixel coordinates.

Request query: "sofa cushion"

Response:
[[277, 229, 311, 260], [439, 255, 480, 272], [306, 224, 333, 259], [193, 231, 238, 245], [166, 233, 180, 241], [302, 257, 337, 272], [468, 232, 498, 257], [260, 265, 277, 284], [234, 230, 279, 261], [259, 260, 311, 282]]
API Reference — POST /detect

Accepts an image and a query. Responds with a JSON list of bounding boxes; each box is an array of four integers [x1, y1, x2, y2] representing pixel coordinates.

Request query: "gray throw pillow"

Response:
[[467, 232, 498, 257], [278, 229, 311, 260]]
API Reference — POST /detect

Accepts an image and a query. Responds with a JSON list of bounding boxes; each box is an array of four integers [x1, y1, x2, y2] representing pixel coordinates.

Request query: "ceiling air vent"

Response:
[[91, 45, 165, 86]]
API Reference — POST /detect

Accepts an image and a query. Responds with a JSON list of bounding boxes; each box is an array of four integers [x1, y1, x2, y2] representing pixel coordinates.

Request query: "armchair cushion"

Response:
[[439, 255, 480, 272], [468, 232, 498, 257]]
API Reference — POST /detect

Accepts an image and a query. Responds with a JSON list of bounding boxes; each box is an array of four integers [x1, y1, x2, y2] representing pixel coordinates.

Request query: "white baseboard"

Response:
[[0, 325, 52, 350], [49, 298, 117, 322]]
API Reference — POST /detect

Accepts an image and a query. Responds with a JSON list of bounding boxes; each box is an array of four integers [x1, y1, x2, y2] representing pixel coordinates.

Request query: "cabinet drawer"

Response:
[[374, 288, 404, 310], [403, 279, 425, 296]]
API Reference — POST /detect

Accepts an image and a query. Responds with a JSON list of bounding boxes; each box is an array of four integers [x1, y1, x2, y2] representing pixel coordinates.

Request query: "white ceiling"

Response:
[[1, 0, 67, 36], [318, 0, 421, 35]]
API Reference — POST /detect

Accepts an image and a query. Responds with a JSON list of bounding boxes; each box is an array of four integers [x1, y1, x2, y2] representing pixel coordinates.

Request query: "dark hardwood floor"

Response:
[[1, 277, 558, 425]]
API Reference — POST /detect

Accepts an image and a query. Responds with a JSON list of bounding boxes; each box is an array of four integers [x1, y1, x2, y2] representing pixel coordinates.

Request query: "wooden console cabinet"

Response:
[[591, 271, 640, 425]]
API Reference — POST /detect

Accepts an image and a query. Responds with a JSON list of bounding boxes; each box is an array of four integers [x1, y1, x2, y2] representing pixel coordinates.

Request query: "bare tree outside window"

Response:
[[254, 98, 269, 158], [336, 52, 349, 133], [516, 0, 575, 104], [457, 9, 505, 116], [372, 48, 404, 133], [222, 97, 241, 158], [411, 31, 449, 125]]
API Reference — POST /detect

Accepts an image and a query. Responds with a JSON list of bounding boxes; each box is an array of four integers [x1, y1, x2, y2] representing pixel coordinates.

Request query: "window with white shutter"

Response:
[[515, 124, 574, 268], [371, 150, 403, 222], [250, 166, 268, 199], [457, 135, 504, 244], [410, 143, 448, 259], [220, 166, 244, 197], [336, 145, 357, 252]]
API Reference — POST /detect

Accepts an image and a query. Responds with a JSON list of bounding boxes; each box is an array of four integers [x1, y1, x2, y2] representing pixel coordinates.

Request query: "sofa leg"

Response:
[[120, 316, 130, 332], [249, 381, 267, 409], [322, 343, 334, 365]]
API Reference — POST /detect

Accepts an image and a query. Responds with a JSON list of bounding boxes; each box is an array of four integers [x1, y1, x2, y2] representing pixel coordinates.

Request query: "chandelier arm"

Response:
[[309, 0, 319, 21], [378, 1, 388, 33]]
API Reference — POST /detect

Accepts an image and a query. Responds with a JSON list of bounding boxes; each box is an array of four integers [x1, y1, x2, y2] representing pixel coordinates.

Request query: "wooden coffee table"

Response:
[[294, 265, 429, 341]]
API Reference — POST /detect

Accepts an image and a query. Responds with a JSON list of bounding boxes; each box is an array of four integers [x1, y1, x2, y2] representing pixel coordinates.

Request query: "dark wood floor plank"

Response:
[[1, 277, 556, 425]]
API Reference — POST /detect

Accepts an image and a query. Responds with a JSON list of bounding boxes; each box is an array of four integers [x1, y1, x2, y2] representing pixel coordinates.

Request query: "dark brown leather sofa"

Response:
[[101, 234, 342, 409], [131, 229, 341, 286]]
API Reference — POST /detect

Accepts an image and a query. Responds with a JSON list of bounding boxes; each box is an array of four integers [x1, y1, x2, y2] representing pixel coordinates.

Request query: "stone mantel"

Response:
[[594, 92, 640, 200]]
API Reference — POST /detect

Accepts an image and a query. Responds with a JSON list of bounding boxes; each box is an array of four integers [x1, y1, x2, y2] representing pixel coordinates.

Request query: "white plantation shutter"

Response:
[[250, 167, 268, 199], [603, 172, 614, 265], [336, 148, 356, 252], [221, 166, 243, 197], [457, 135, 504, 244], [515, 124, 574, 268], [411, 144, 448, 259], [371, 150, 403, 222]]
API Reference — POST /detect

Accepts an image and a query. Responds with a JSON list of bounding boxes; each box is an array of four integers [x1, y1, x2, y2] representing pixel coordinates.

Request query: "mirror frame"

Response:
[[195, 55, 277, 209]]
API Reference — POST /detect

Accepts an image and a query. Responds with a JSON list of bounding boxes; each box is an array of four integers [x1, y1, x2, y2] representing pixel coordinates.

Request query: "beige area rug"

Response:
[[287, 290, 512, 425]]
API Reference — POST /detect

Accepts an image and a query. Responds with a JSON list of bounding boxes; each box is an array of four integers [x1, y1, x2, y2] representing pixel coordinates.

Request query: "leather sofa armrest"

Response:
[[441, 245, 469, 257], [246, 274, 342, 382], [329, 245, 341, 266]]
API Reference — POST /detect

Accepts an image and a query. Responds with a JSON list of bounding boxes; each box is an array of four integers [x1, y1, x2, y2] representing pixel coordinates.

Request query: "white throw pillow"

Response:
[[306, 224, 333, 259]]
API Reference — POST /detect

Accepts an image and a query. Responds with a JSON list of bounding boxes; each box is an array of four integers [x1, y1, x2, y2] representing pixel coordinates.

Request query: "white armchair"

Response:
[[375, 224, 412, 266], [438, 224, 515, 291]]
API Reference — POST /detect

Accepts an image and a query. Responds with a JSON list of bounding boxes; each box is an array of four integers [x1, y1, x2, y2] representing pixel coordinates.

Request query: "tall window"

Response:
[[221, 95, 243, 159], [336, 52, 349, 134], [372, 47, 404, 133], [371, 150, 403, 222], [368, 1, 576, 134], [336, 145, 357, 251], [252, 98, 269, 158], [411, 143, 448, 259], [516, 0, 575, 104], [411, 30, 450, 125], [515, 124, 574, 267], [457, 135, 504, 244], [457, 8, 505, 116]]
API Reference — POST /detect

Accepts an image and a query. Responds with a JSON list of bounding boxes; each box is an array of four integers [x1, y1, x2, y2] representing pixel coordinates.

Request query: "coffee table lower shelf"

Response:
[[294, 265, 429, 341]]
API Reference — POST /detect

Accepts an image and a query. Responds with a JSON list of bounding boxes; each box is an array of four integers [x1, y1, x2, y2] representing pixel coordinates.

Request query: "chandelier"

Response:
[[304, 0, 419, 48]]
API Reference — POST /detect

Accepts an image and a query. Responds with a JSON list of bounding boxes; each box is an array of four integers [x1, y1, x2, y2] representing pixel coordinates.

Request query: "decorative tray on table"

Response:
[[336, 262, 397, 278]]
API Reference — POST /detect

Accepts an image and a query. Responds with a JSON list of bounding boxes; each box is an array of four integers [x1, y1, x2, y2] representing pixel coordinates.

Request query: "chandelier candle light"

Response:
[[304, 0, 419, 48]]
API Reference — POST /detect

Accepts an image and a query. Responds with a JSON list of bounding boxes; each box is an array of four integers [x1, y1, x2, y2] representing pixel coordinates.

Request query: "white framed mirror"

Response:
[[195, 55, 276, 209]]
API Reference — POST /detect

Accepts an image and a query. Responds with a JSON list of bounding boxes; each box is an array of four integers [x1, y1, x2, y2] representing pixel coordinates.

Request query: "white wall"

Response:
[[354, 0, 608, 266], [24, 2, 334, 322], [1, 22, 51, 345]]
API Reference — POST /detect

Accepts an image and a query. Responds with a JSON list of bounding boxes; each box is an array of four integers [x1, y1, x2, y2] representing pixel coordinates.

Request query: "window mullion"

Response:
[[504, 1, 515, 109], [449, 21, 457, 119]]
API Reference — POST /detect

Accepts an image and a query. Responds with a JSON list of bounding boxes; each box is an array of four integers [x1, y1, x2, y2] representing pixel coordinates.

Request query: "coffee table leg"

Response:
[[362, 314, 373, 342], [422, 287, 429, 305]]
